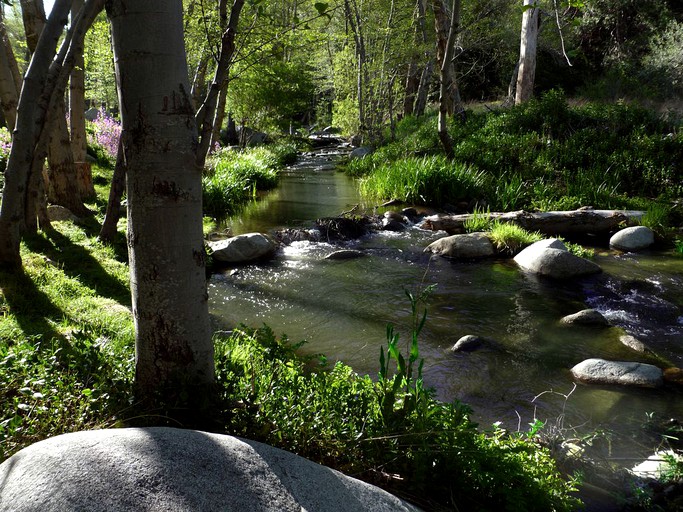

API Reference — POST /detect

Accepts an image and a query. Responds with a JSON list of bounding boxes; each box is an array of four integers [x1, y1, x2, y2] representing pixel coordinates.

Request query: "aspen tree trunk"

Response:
[[98, 137, 125, 244], [70, 0, 95, 199], [435, 0, 461, 157], [107, 0, 215, 411], [0, 9, 20, 131], [515, 0, 539, 105]]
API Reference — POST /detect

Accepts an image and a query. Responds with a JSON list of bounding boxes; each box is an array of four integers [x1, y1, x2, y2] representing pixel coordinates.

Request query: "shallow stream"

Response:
[[208, 147, 683, 464]]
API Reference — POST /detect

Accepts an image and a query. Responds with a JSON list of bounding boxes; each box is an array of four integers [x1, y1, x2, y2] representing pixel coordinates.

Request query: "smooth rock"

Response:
[[514, 239, 601, 279], [0, 427, 420, 512], [610, 226, 655, 252], [209, 233, 276, 263], [571, 358, 663, 388], [663, 367, 683, 386], [560, 309, 609, 326], [47, 205, 77, 222], [450, 335, 496, 352], [325, 249, 365, 260], [632, 450, 683, 479], [620, 334, 650, 354], [425, 232, 494, 259]]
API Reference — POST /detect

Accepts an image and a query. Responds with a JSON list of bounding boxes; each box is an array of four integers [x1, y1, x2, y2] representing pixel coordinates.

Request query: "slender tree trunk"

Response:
[[0, 9, 20, 131], [46, 95, 90, 215], [70, 0, 95, 199], [107, 0, 215, 412], [403, 0, 429, 117], [210, 81, 228, 150], [431, 0, 454, 116], [515, 0, 539, 105], [414, 59, 432, 117], [195, 0, 245, 169], [98, 137, 125, 244], [435, 0, 461, 157]]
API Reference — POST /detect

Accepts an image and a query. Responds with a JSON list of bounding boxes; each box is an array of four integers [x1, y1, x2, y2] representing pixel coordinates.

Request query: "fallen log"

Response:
[[420, 208, 645, 235]]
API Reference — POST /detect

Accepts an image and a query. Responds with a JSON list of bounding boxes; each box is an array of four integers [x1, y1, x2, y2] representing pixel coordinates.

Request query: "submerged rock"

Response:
[[0, 428, 420, 512], [325, 249, 365, 260], [514, 239, 602, 279], [560, 309, 609, 326], [315, 216, 378, 241], [620, 334, 651, 354], [425, 232, 495, 259], [209, 233, 277, 264], [450, 335, 497, 352], [610, 226, 655, 252], [571, 358, 663, 388]]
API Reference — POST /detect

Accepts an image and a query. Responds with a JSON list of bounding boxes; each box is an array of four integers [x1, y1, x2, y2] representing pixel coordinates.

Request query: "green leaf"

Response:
[[314, 2, 329, 16]]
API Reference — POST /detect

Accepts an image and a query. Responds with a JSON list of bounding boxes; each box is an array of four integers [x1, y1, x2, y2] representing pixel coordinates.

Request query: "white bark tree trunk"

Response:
[[515, 0, 539, 105], [69, 0, 95, 199], [0, 9, 20, 131], [107, 0, 214, 410]]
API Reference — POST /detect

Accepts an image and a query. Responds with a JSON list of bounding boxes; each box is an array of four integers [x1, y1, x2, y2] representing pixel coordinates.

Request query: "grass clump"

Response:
[[203, 140, 299, 220], [488, 221, 544, 255]]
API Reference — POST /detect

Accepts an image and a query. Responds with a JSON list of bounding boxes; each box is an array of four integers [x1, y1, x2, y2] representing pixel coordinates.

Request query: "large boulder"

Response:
[[349, 146, 372, 160], [208, 233, 277, 264], [0, 428, 420, 512], [610, 226, 655, 252], [571, 358, 663, 388], [514, 238, 602, 279], [424, 232, 494, 259]]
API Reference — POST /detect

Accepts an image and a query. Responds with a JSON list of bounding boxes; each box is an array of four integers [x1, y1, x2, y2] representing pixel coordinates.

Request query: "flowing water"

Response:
[[209, 147, 683, 464]]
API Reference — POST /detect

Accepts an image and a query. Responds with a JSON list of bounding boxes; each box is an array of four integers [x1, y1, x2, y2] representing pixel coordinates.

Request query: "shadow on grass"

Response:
[[0, 267, 65, 345], [23, 229, 131, 306], [77, 215, 130, 264]]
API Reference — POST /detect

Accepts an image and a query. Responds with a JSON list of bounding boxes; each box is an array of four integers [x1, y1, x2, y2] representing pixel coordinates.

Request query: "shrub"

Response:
[[86, 109, 121, 167]]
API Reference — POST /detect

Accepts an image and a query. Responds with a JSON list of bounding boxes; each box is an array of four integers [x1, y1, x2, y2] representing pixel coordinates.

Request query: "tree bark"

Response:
[[515, 0, 539, 105], [421, 209, 644, 236], [98, 136, 125, 244], [107, 0, 215, 412], [70, 0, 95, 199], [46, 94, 90, 215], [0, 9, 20, 131]]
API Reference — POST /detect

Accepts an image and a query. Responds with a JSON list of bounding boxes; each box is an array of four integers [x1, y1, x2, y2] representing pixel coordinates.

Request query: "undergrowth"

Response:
[[349, 91, 683, 216]]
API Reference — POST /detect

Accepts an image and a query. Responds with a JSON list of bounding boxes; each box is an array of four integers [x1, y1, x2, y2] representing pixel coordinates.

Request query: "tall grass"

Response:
[[358, 155, 486, 207]]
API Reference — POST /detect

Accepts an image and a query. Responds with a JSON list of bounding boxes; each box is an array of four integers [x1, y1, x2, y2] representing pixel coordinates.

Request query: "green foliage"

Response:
[[488, 221, 543, 255], [354, 93, 683, 215], [463, 207, 493, 232], [675, 237, 683, 256], [203, 141, 298, 220]]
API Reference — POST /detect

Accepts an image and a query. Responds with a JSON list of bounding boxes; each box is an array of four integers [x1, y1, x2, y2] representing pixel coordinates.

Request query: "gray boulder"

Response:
[[425, 232, 494, 259], [209, 233, 277, 264], [0, 427, 421, 512], [620, 334, 650, 354], [560, 309, 609, 326], [610, 226, 655, 252], [571, 358, 663, 388], [514, 239, 601, 279]]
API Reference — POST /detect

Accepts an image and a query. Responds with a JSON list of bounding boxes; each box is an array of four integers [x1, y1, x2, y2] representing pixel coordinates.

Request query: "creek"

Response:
[[208, 146, 683, 465]]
